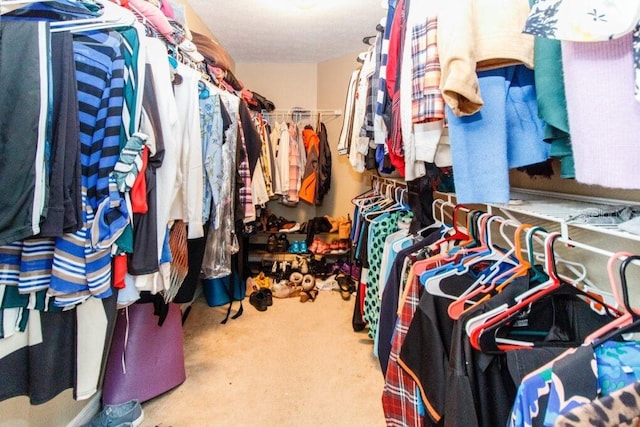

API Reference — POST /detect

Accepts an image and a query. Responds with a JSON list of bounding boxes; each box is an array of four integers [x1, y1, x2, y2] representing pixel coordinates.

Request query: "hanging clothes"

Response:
[[510, 341, 640, 427], [561, 33, 640, 189], [286, 122, 303, 206], [129, 36, 181, 297], [315, 122, 332, 206], [338, 69, 361, 156], [371, 200, 628, 427], [299, 126, 320, 204], [201, 90, 240, 279], [0, 0, 252, 406]]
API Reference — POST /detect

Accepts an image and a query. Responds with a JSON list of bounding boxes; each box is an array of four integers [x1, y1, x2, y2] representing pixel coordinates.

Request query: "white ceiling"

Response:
[[188, 0, 386, 63]]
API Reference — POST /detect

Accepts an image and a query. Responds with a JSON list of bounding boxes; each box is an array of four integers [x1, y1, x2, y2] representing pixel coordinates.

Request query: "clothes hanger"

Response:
[[465, 231, 566, 351], [526, 227, 614, 313], [468, 232, 621, 352], [459, 214, 516, 264], [423, 214, 520, 301], [362, 183, 406, 221], [446, 218, 525, 319], [434, 198, 454, 234], [586, 252, 640, 346], [408, 201, 453, 273], [391, 198, 448, 252], [461, 222, 535, 320], [362, 35, 376, 46], [351, 179, 384, 207], [49, 0, 135, 33], [420, 212, 491, 299], [430, 204, 472, 254], [527, 227, 588, 287], [446, 209, 481, 251], [411, 199, 466, 277]]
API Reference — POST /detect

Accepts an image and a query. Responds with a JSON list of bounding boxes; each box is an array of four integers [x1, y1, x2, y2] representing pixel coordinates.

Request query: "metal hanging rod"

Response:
[[264, 108, 342, 116]]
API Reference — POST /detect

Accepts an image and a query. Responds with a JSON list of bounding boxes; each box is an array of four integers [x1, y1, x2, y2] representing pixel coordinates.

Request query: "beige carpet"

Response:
[[140, 289, 387, 427]]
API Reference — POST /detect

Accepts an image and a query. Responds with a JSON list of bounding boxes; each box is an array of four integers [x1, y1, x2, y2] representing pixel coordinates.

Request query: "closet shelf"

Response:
[[436, 188, 640, 243], [249, 250, 350, 259]]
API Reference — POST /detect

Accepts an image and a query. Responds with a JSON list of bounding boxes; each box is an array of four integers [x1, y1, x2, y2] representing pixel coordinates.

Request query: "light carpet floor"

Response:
[[140, 289, 387, 427]]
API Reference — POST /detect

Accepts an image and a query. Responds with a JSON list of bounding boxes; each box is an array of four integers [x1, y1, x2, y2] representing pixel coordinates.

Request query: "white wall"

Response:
[[235, 63, 318, 112]]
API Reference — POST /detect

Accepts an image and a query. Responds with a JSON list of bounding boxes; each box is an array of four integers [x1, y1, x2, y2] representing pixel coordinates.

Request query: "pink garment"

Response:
[[159, 0, 174, 19], [562, 33, 640, 188], [287, 124, 301, 203], [128, 0, 176, 43]]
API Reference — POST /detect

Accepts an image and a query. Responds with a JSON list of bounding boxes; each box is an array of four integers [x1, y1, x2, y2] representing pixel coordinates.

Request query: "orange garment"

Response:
[[130, 145, 149, 214], [299, 127, 320, 204], [302, 127, 319, 153]]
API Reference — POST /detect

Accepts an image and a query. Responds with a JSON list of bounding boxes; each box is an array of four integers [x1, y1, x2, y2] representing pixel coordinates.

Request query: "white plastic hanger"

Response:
[[423, 214, 518, 301]]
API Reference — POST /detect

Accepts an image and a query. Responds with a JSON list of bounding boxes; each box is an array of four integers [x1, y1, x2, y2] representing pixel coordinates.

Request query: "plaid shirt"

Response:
[[237, 116, 255, 222], [382, 256, 448, 426], [382, 265, 425, 427], [412, 17, 445, 122]]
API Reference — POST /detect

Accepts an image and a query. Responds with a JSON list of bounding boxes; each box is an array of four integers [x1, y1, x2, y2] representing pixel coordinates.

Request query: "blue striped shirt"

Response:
[[49, 30, 125, 304]]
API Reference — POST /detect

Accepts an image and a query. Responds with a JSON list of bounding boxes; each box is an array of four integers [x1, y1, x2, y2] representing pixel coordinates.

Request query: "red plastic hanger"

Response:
[[468, 232, 622, 351], [431, 204, 471, 254], [586, 252, 640, 345], [468, 231, 565, 350], [447, 222, 532, 320]]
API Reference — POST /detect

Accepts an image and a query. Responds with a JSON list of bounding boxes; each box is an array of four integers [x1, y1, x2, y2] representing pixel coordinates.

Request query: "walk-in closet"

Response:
[[2, 0, 640, 426]]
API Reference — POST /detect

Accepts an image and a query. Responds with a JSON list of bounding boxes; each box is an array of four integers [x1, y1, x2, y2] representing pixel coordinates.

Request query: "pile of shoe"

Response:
[[265, 213, 300, 233], [246, 271, 272, 291], [267, 256, 318, 302], [305, 216, 333, 244], [308, 238, 349, 255], [307, 256, 333, 278]]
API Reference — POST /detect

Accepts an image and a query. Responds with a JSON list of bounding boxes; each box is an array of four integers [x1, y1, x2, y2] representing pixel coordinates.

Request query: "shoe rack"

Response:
[[245, 231, 352, 278]]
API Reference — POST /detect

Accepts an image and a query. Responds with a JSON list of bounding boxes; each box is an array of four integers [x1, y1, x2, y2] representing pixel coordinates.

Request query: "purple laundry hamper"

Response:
[[101, 302, 186, 404]]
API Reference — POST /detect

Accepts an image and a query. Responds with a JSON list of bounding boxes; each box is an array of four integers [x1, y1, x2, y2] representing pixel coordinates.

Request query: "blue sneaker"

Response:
[[289, 240, 300, 254], [85, 399, 144, 427]]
